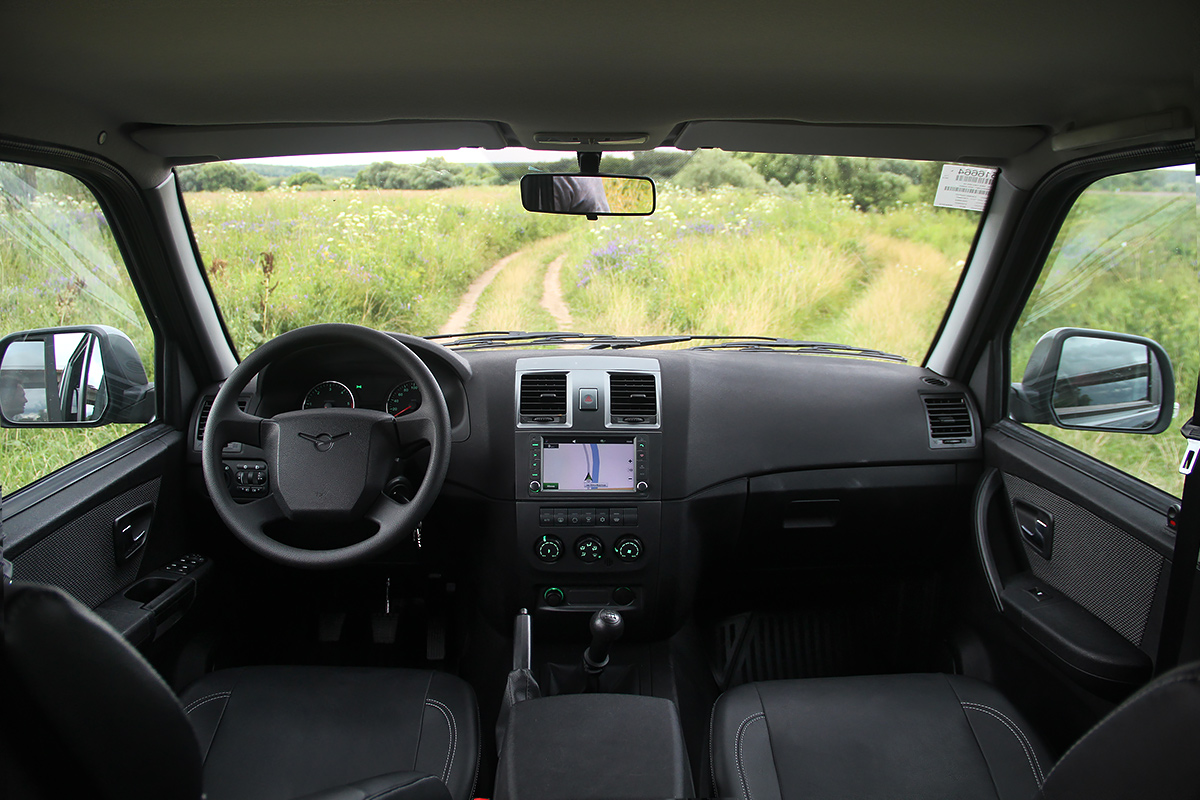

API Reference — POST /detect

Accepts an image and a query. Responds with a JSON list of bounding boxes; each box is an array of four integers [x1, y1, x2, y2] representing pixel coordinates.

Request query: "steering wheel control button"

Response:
[[614, 536, 643, 561], [543, 587, 566, 607], [575, 536, 603, 562], [229, 460, 269, 498], [612, 586, 636, 606], [536, 534, 564, 563], [579, 388, 599, 411]]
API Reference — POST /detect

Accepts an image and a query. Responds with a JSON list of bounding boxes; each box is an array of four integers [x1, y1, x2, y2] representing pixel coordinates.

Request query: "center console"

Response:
[[513, 356, 664, 632]]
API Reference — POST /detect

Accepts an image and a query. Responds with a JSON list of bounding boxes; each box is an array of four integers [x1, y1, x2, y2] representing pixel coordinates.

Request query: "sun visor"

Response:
[[674, 121, 1046, 162], [131, 121, 509, 162]]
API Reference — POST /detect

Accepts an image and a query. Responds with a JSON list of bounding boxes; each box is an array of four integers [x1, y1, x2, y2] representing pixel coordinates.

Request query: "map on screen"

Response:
[[542, 441, 636, 491]]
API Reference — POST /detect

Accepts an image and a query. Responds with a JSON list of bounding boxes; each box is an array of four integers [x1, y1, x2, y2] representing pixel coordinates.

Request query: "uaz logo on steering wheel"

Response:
[[298, 431, 351, 452]]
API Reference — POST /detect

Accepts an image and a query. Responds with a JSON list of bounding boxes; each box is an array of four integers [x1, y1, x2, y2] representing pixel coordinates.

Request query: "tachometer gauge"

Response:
[[302, 380, 355, 409], [386, 380, 422, 417]]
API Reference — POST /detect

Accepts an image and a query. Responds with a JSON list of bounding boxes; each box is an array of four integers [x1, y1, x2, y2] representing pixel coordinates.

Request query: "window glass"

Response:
[[181, 151, 985, 364], [0, 163, 155, 494], [1010, 165, 1198, 495]]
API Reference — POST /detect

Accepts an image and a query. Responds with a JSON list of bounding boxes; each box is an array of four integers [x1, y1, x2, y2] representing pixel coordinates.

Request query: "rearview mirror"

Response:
[[1010, 328, 1174, 433], [0, 326, 154, 427], [520, 174, 656, 217]]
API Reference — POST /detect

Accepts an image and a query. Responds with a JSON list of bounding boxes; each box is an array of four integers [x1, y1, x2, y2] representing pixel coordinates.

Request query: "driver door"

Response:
[[1, 157, 201, 682]]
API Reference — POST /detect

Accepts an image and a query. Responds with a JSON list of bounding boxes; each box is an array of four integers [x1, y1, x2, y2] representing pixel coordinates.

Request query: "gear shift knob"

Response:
[[583, 608, 625, 673]]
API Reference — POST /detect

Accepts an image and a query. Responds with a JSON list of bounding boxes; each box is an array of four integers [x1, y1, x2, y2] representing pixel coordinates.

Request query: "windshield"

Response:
[[181, 150, 985, 362]]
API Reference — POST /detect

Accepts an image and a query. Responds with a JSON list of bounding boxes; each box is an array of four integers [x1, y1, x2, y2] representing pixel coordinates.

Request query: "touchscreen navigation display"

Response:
[[542, 441, 636, 492]]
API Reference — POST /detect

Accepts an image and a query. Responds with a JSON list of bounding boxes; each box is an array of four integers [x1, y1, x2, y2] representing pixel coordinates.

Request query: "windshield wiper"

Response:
[[428, 331, 905, 361], [427, 331, 692, 350], [686, 336, 907, 362]]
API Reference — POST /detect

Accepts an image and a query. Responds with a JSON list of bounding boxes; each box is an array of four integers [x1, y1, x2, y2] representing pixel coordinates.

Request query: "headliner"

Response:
[[2, 0, 1194, 184]]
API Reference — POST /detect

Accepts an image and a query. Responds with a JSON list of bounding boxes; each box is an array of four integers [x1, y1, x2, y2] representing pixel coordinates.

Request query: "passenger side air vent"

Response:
[[923, 394, 975, 449], [196, 395, 248, 443], [519, 372, 568, 425], [609, 372, 658, 425]]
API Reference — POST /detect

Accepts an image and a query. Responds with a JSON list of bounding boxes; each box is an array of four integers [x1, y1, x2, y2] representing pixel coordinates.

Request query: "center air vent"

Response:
[[609, 372, 658, 425], [519, 372, 568, 424], [923, 394, 975, 449]]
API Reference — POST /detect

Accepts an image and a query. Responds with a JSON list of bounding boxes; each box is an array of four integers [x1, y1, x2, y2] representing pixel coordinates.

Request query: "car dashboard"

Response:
[[189, 337, 983, 638]]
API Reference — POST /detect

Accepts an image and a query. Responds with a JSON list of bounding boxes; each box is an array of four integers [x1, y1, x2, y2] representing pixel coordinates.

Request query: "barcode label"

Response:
[[934, 165, 998, 211]]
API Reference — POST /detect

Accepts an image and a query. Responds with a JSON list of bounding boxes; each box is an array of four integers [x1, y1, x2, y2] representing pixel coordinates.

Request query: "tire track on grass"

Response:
[[539, 254, 573, 330], [438, 249, 524, 335]]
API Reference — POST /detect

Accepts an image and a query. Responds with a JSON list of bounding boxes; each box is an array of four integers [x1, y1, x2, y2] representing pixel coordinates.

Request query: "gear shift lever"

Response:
[[583, 608, 625, 676]]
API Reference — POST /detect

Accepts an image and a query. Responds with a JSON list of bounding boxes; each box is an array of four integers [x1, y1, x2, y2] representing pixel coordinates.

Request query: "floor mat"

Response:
[[711, 580, 938, 690]]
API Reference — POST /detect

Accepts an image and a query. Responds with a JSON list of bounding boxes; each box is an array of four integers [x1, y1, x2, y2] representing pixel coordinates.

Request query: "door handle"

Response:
[[1013, 501, 1054, 560]]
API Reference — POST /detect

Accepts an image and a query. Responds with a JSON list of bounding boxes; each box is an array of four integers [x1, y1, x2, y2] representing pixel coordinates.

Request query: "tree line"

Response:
[[175, 152, 972, 212]]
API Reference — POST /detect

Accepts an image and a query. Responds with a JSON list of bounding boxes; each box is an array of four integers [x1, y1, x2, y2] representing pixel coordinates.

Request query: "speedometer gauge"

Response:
[[303, 380, 355, 409], [386, 380, 422, 417]]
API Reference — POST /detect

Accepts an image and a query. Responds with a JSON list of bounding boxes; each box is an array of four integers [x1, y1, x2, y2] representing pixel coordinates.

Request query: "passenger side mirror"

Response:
[[0, 326, 154, 427], [520, 174, 656, 217], [1010, 328, 1174, 434]]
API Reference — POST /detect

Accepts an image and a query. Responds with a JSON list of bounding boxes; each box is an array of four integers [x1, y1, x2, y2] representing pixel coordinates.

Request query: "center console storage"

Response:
[[494, 693, 693, 800]]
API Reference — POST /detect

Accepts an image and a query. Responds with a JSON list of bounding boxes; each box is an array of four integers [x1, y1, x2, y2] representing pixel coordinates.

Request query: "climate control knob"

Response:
[[614, 536, 643, 562], [575, 536, 603, 562], [535, 534, 563, 563]]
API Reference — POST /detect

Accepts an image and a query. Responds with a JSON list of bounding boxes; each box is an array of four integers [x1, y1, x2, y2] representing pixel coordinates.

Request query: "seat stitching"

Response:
[[183, 691, 231, 714], [363, 775, 433, 800], [735, 712, 766, 800], [425, 698, 457, 785], [961, 702, 1044, 785], [708, 700, 719, 797], [1045, 673, 1200, 784], [470, 699, 481, 800]]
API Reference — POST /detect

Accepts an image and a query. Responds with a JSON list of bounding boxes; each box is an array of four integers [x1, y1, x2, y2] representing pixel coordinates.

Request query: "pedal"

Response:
[[317, 612, 346, 643], [371, 612, 399, 645], [426, 611, 446, 661]]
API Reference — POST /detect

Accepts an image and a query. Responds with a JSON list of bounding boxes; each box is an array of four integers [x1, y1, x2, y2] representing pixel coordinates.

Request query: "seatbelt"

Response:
[[1155, 371, 1200, 673]]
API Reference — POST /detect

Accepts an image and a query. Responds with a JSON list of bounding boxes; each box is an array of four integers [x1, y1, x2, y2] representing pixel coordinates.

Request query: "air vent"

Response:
[[196, 395, 247, 442], [519, 372, 568, 424], [922, 376, 949, 387], [609, 372, 658, 425], [923, 394, 975, 448]]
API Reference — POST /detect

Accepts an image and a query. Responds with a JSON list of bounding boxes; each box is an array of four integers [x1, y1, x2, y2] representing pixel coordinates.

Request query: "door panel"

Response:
[[3, 426, 196, 645], [976, 422, 1174, 696]]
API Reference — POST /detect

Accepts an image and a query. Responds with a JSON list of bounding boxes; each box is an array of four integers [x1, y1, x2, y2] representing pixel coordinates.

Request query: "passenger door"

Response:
[[1, 157, 202, 670], [966, 157, 1196, 747]]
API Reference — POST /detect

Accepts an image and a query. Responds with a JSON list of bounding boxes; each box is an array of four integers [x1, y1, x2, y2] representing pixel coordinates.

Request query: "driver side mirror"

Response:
[[0, 325, 154, 427], [1010, 327, 1174, 434]]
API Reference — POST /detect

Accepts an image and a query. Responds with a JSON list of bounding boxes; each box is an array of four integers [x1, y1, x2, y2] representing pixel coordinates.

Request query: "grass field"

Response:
[[4, 175, 1195, 496]]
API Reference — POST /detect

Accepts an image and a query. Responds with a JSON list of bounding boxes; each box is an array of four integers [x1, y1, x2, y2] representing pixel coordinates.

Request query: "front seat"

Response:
[[710, 667, 1200, 800], [2, 582, 479, 800]]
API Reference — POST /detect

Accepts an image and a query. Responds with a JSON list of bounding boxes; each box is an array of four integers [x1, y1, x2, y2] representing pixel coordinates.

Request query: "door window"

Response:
[[0, 162, 156, 494], [1009, 164, 1197, 495]]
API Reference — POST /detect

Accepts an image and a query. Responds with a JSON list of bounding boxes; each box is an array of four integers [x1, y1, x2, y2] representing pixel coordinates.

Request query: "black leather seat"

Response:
[[3, 583, 479, 800], [710, 667, 1200, 800]]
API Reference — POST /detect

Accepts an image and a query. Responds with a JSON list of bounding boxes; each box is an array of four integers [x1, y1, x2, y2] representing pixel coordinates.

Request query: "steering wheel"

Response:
[[201, 323, 451, 569]]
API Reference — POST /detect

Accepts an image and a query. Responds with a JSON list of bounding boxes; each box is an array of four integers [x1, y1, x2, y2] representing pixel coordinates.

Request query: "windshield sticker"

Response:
[[934, 165, 998, 212]]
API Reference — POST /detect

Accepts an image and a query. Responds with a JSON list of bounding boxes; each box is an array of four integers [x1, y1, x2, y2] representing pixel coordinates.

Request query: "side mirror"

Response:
[[0, 326, 154, 427], [520, 174, 656, 217], [1010, 328, 1174, 434]]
